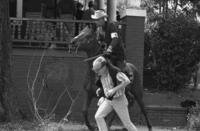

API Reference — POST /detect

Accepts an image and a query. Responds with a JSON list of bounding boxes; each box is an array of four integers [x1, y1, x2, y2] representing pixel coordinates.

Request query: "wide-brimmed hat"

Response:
[[91, 10, 108, 20]]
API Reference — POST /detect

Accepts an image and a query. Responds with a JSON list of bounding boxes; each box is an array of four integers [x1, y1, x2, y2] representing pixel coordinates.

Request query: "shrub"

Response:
[[145, 14, 200, 91], [187, 101, 200, 131]]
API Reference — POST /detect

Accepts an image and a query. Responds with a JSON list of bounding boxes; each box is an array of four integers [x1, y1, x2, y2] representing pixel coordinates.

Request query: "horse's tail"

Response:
[[127, 63, 143, 98]]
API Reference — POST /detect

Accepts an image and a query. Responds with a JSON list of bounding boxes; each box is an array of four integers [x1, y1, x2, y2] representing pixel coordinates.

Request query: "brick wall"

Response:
[[145, 106, 187, 127], [122, 16, 145, 84], [12, 48, 88, 119]]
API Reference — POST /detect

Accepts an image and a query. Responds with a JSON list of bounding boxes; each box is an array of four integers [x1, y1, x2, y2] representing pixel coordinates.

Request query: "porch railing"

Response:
[[10, 17, 126, 50]]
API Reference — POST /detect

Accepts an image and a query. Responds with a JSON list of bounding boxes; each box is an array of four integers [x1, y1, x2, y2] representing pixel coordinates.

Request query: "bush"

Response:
[[187, 101, 200, 131], [145, 14, 200, 91]]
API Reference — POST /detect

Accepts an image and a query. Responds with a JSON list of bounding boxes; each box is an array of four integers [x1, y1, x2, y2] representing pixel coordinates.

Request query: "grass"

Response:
[[0, 121, 188, 131], [0, 88, 198, 131]]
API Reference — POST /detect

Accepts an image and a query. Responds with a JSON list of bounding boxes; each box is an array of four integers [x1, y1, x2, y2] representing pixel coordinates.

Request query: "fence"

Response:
[[10, 17, 126, 49]]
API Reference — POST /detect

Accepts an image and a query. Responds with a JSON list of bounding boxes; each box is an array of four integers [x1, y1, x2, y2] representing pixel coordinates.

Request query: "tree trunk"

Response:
[[0, 0, 21, 121]]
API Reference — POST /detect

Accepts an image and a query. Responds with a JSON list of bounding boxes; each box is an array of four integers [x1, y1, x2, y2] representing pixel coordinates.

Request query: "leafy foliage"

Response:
[[187, 101, 200, 130], [144, 4, 200, 91]]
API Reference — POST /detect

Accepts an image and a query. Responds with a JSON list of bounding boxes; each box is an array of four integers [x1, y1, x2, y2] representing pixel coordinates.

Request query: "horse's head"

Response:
[[70, 26, 101, 54]]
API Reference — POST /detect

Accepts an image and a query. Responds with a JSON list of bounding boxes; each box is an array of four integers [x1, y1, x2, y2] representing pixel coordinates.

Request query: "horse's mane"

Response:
[[79, 26, 96, 39]]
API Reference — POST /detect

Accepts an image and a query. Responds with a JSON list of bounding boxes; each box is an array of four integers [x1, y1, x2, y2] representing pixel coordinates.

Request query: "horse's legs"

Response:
[[128, 91, 152, 131], [106, 111, 116, 129], [193, 71, 198, 89], [82, 90, 95, 131]]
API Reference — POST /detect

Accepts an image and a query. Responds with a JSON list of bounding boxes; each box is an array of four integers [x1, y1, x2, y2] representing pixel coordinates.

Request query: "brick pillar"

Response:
[[121, 9, 146, 83]]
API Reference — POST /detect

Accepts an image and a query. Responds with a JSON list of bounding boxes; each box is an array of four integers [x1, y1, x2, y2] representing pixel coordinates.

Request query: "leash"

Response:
[[83, 54, 104, 62]]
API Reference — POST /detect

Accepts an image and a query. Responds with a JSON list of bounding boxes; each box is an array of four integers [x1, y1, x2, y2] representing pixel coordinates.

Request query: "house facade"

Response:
[[7, 0, 161, 126]]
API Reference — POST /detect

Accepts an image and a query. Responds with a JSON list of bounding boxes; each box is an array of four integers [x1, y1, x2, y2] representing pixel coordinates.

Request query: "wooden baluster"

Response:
[[25, 20, 30, 40], [54, 22, 58, 41], [17, 20, 22, 39], [10, 20, 15, 39], [63, 22, 66, 42], [35, 21, 39, 40], [48, 23, 51, 41], [41, 21, 45, 41], [60, 22, 63, 41], [37, 21, 41, 40], [30, 21, 34, 40], [47, 23, 51, 41], [13, 20, 17, 39], [43, 21, 49, 47]]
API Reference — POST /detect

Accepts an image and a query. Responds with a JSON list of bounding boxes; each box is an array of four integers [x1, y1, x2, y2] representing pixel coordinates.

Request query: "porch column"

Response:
[[16, 0, 23, 17], [121, 9, 146, 84], [96, 0, 104, 10], [107, 0, 116, 22]]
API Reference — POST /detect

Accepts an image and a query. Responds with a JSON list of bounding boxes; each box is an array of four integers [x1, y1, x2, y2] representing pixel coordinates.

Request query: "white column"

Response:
[[96, 0, 104, 10], [17, 0, 23, 17], [107, 0, 116, 22]]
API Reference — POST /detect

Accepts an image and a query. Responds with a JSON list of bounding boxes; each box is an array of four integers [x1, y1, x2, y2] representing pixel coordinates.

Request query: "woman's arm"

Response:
[[107, 72, 130, 97], [113, 72, 130, 92]]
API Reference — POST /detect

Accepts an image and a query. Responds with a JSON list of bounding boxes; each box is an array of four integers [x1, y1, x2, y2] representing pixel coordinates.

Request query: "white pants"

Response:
[[95, 95, 137, 131]]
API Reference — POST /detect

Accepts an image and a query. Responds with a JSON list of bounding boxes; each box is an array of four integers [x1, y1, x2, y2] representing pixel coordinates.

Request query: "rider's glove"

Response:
[[103, 51, 111, 59], [106, 45, 112, 53]]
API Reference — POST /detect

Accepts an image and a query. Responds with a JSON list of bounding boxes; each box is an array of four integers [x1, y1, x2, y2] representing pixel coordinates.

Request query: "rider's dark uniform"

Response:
[[98, 22, 125, 68], [95, 22, 126, 99]]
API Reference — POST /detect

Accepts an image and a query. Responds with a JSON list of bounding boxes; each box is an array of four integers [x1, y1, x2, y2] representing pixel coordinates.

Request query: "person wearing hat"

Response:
[[75, 2, 84, 36], [92, 56, 138, 131], [91, 10, 126, 70], [82, 1, 95, 20]]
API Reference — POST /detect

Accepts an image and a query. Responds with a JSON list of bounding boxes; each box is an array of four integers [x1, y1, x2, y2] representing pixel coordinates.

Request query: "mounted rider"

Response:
[[91, 10, 126, 70]]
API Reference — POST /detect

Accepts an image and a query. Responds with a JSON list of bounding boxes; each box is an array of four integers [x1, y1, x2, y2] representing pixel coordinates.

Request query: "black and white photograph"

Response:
[[0, 0, 200, 131]]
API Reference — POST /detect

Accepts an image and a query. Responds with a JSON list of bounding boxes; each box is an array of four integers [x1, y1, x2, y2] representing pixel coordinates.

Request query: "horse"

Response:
[[68, 26, 152, 131]]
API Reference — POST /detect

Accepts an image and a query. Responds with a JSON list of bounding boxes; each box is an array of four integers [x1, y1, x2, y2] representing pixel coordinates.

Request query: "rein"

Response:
[[83, 53, 103, 62], [70, 26, 104, 62], [83, 41, 103, 62]]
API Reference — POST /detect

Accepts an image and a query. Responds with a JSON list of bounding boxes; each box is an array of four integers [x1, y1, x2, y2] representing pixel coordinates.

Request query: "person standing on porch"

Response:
[[75, 2, 84, 36], [82, 1, 95, 20], [82, 1, 96, 29]]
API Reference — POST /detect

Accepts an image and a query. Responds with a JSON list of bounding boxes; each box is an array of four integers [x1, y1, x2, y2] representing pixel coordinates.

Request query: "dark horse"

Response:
[[68, 26, 152, 131]]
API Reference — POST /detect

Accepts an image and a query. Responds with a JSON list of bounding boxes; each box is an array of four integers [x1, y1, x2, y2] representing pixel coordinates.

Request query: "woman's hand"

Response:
[[106, 89, 115, 97]]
